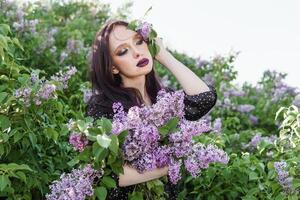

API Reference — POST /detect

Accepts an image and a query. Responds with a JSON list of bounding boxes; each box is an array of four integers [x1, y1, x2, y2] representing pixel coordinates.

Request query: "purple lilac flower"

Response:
[[153, 146, 171, 168], [274, 161, 293, 193], [237, 104, 255, 113], [60, 51, 69, 63], [69, 132, 89, 152], [293, 94, 300, 107], [137, 21, 152, 41], [168, 158, 182, 184], [46, 164, 103, 200], [15, 87, 32, 107], [195, 56, 209, 68], [202, 74, 215, 85], [132, 151, 157, 172], [213, 118, 222, 133], [30, 71, 39, 84], [249, 115, 258, 125], [82, 89, 92, 103], [184, 144, 229, 179], [37, 83, 57, 100], [112, 89, 185, 134], [37, 27, 58, 53], [161, 74, 171, 87], [51, 66, 77, 88], [270, 71, 298, 102], [66, 39, 85, 54], [244, 133, 278, 151]]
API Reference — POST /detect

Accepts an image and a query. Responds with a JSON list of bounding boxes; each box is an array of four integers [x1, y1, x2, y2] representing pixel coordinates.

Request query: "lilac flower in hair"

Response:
[[137, 21, 152, 41]]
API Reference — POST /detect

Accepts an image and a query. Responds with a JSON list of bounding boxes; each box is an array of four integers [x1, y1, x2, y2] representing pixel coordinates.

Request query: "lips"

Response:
[[136, 58, 149, 67]]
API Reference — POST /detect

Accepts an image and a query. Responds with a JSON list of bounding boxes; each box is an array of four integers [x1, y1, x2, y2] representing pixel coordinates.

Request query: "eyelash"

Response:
[[118, 39, 144, 56]]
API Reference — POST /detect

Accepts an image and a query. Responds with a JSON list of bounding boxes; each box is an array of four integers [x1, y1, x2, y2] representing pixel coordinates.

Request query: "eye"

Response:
[[117, 48, 128, 56], [136, 39, 144, 45]]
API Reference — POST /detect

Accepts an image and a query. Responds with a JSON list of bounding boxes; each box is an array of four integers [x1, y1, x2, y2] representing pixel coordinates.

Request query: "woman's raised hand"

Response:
[[154, 37, 170, 63]]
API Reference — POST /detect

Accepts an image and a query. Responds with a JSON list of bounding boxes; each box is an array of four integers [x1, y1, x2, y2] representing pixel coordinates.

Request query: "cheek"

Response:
[[113, 56, 135, 73]]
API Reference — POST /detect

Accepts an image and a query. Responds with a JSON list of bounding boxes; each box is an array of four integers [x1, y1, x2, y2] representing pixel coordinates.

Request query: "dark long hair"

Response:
[[88, 19, 163, 113]]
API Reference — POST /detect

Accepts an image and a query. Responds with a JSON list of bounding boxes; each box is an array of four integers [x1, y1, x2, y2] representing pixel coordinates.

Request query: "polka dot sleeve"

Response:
[[183, 85, 218, 121]]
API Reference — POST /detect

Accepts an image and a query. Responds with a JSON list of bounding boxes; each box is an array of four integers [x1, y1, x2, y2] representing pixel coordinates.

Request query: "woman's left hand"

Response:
[[154, 37, 170, 63]]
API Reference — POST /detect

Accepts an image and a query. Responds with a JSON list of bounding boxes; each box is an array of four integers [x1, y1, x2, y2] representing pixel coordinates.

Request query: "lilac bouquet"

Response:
[[112, 88, 229, 184]]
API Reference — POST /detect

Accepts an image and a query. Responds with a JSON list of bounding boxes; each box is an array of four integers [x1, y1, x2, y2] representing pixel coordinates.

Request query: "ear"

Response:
[[112, 65, 119, 74]]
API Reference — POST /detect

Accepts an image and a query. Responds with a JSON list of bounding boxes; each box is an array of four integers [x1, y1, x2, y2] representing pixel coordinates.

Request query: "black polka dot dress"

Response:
[[86, 84, 217, 200]]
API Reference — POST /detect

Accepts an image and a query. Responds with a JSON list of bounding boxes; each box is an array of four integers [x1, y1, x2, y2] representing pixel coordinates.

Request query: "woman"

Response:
[[86, 19, 217, 200]]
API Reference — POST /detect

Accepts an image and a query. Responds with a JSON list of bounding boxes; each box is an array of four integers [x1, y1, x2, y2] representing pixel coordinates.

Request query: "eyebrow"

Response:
[[113, 33, 141, 54]]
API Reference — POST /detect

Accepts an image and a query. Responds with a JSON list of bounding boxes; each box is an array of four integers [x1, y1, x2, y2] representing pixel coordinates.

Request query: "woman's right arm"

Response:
[[118, 164, 169, 187]]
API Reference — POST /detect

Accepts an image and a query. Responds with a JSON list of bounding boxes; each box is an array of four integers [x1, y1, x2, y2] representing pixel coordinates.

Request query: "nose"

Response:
[[132, 46, 141, 58]]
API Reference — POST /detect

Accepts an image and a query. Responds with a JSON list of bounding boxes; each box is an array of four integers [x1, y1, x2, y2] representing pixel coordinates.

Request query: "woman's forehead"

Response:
[[109, 25, 137, 52], [111, 25, 135, 41]]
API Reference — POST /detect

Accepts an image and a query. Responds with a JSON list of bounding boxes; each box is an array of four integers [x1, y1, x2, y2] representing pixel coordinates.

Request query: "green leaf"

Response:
[[109, 135, 119, 155], [78, 146, 92, 162], [15, 171, 26, 183], [28, 132, 37, 147], [0, 115, 10, 130], [0, 24, 11, 36], [67, 157, 80, 167], [45, 128, 59, 142], [0, 175, 10, 191], [99, 118, 112, 134], [0, 92, 8, 103], [101, 176, 116, 189], [77, 120, 87, 132], [13, 131, 24, 143], [128, 191, 143, 200], [12, 38, 23, 51], [95, 186, 107, 200], [249, 172, 258, 180], [97, 134, 111, 148]]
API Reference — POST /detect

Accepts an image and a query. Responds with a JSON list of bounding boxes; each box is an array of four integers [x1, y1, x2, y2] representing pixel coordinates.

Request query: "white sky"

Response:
[[104, 0, 300, 88]]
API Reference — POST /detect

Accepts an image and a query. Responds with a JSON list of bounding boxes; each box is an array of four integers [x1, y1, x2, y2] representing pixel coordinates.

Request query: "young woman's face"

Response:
[[109, 25, 153, 79]]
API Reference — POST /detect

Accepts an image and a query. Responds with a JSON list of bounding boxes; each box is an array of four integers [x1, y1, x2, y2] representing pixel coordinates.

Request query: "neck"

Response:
[[120, 75, 150, 104]]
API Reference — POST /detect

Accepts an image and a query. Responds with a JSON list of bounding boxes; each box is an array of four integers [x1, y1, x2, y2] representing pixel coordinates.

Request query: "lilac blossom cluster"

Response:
[[60, 39, 86, 63], [14, 67, 77, 107], [69, 132, 89, 152], [293, 94, 300, 107], [268, 70, 298, 102], [195, 56, 209, 68], [212, 118, 222, 133], [112, 89, 229, 184], [220, 83, 245, 99], [112, 89, 185, 134], [136, 21, 152, 41], [184, 143, 229, 177], [274, 161, 293, 193], [243, 133, 277, 151], [82, 88, 93, 103], [37, 27, 58, 54], [50, 66, 77, 89], [237, 104, 255, 113], [8, 2, 39, 35], [14, 81, 57, 107], [46, 164, 103, 200]]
